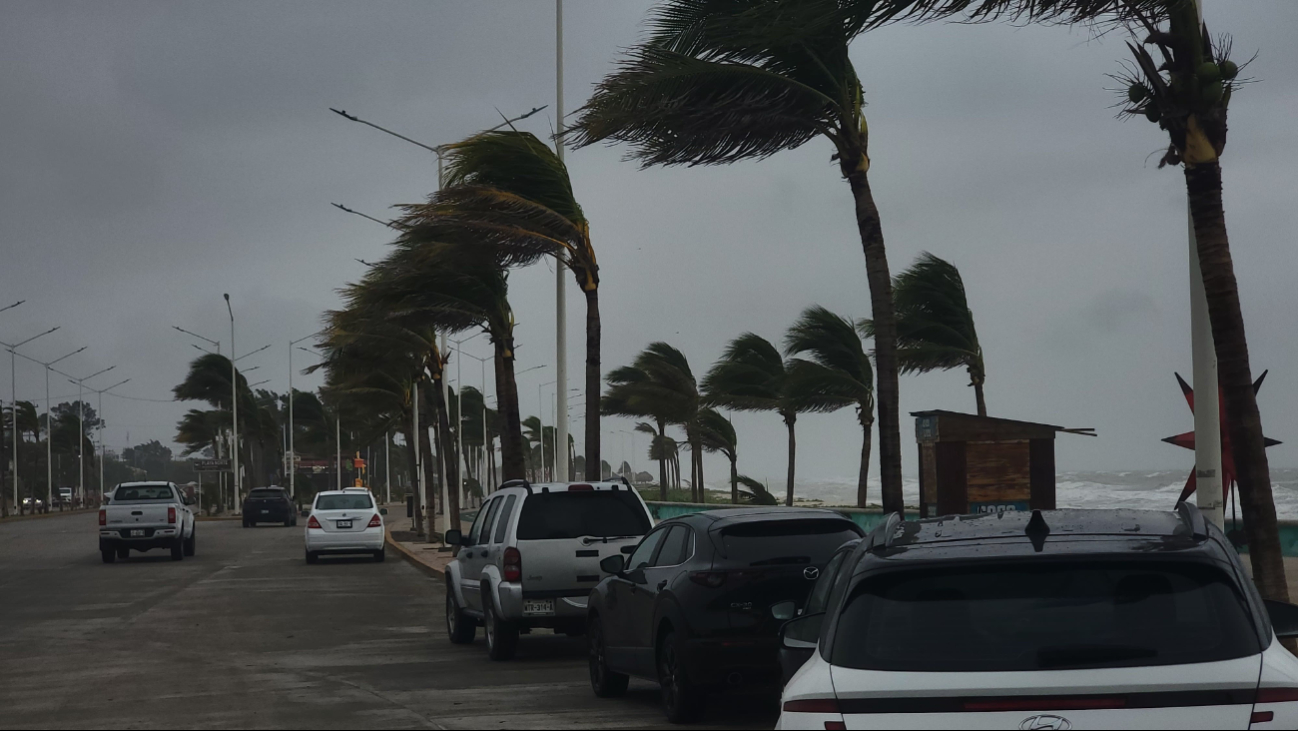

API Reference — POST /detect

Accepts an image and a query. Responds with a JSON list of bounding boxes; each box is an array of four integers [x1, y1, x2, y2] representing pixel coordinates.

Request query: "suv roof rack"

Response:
[[1175, 500, 1209, 539], [500, 479, 533, 495]]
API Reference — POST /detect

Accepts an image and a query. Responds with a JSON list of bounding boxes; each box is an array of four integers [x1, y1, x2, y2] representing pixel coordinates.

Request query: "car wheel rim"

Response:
[[485, 606, 495, 648], [589, 624, 604, 686], [446, 594, 456, 634], [660, 643, 678, 710]]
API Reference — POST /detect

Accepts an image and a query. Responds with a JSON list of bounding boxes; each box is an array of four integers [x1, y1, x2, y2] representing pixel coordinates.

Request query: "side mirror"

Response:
[[379, 508, 388, 516], [1266, 600, 1298, 639], [600, 554, 625, 575], [771, 600, 797, 621], [445, 529, 463, 547], [780, 613, 824, 651], [620, 545, 636, 555]]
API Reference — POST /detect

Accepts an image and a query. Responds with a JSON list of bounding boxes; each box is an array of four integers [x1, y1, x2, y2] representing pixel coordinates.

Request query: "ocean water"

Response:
[[739, 468, 1298, 521]]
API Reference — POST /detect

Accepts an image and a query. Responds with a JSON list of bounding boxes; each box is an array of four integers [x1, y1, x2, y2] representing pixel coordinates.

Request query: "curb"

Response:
[[0, 508, 95, 524], [386, 531, 447, 579]]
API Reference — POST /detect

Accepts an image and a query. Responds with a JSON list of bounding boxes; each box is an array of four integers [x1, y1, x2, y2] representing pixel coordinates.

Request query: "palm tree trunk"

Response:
[[431, 373, 461, 537], [402, 422, 423, 533], [696, 437, 705, 502], [493, 337, 526, 481], [729, 455, 738, 504], [971, 371, 987, 417], [784, 411, 797, 507], [1186, 161, 1289, 603], [583, 287, 602, 480], [417, 388, 437, 528], [656, 418, 668, 501], [858, 412, 873, 508], [842, 158, 903, 514]]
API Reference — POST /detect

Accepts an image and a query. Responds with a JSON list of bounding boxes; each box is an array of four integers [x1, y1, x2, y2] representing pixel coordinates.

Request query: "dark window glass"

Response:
[[476, 499, 502, 545], [806, 550, 849, 615], [653, 526, 693, 567], [720, 519, 861, 566], [113, 485, 175, 501], [515, 492, 651, 541], [314, 494, 374, 511], [831, 561, 1261, 672], [492, 495, 518, 544], [627, 529, 668, 572], [248, 489, 284, 500], [465, 504, 489, 546]]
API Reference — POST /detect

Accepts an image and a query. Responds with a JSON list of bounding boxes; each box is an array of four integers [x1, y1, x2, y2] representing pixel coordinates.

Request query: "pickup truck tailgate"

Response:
[[106, 504, 171, 527]]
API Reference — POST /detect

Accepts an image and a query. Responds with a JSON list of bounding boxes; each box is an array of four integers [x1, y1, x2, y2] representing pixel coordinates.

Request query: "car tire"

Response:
[[373, 547, 386, 562], [305, 550, 318, 564], [446, 587, 476, 645], [183, 528, 196, 557], [658, 630, 705, 723], [116, 547, 129, 560], [170, 538, 184, 561], [588, 615, 629, 698], [242, 519, 250, 528], [283, 517, 292, 528], [101, 549, 116, 564], [484, 600, 519, 661]]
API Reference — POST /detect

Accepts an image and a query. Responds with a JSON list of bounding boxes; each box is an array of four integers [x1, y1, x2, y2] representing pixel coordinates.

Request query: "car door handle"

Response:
[[657, 580, 668, 591]]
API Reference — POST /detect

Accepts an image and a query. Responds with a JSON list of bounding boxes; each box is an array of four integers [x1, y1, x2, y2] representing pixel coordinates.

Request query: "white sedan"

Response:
[[304, 488, 387, 563]]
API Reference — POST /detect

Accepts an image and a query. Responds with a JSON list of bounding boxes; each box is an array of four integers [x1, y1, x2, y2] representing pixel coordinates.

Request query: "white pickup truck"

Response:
[[99, 481, 197, 563]]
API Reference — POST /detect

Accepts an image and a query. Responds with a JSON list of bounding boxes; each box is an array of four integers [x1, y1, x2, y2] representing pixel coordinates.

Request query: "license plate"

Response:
[[261, 509, 270, 514], [522, 599, 555, 616], [130, 529, 144, 537], [336, 520, 352, 529]]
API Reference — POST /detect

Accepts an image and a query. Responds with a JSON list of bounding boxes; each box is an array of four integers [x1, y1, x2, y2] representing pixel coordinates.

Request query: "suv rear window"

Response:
[[315, 494, 374, 510], [720, 519, 862, 566], [831, 561, 1260, 672], [248, 489, 284, 500], [516, 491, 650, 540], [113, 485, 175, 501]]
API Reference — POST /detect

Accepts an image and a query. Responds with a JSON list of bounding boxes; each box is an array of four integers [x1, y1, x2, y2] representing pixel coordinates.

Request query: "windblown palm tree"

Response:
[[702, 334, 810, 506], [736, 475, 778, 506], [878, 0, 1288, 605], [696, 408, 739, 504], [785, 305, 875, 507], [864, 253, 985, 416], [603, 344, 700, 501], [568, 0, 908, 513], [399, 130, 604, 480]]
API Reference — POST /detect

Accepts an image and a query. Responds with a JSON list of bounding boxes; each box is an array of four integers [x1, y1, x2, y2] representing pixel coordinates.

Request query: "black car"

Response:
[[242, 487, 297, 527], [586, 508, 863, 723]]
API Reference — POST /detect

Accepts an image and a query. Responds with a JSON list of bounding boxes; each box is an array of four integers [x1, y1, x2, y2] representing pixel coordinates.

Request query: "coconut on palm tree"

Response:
[[399, 130, 604, 480], [785, 305, 875, 507], [569, 0, 908, 513], [702, 333, 810, 507]]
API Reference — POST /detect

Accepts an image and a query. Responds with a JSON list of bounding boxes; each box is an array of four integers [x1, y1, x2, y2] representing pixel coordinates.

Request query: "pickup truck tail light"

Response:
[[168, 507, 176, 524], [98, 509, 106, 526], [367, 514, 382, 528], [307, 515, 322, 530], [503, 547, 522, 582]]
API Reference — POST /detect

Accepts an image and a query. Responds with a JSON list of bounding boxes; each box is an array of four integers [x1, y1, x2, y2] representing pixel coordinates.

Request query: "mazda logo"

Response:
[[803, 567, 819, 581], [1019, 715, 1071, 731]]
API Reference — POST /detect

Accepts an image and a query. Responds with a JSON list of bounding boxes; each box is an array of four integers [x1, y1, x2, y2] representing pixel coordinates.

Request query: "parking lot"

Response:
[[0, 513, 776, 729]]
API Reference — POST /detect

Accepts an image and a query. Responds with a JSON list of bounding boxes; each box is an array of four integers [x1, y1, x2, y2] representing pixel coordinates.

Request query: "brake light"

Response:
[[98, 509, 106, 526], [689, 571, 727, 588], [1256, 687, 1298, 703], [168, 507, 176, 524], [307, 515, 322, 529], [367, 514, 382, 528], [824, 723, 846, 731], [568, 483, 594, 491], [503, 547, 521, 582], [782, 699, 840, 714]]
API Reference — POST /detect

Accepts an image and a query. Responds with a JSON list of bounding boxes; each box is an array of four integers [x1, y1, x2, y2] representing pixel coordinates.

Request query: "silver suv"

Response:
[[444, 480, 654, 660]]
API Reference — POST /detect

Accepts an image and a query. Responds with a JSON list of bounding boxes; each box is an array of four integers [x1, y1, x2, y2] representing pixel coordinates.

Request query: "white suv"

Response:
[[444, 480, 654, 660], [304, 488, 387, 563], [779, 506, 1298, 730]]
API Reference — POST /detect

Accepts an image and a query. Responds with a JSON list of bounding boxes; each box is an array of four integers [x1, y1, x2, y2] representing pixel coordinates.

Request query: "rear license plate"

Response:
[[522, 599, 555, 616], [130, 529, 144, 537], [336, 520, 352, 529], [261, 509, 270, 514]]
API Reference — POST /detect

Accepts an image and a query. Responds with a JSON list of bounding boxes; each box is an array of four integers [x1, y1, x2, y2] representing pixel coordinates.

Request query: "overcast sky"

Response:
[[3, 0, 1297, 493]]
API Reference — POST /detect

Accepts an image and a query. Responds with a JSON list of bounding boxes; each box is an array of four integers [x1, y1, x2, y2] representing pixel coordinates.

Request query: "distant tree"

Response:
[[122, 440, 173, 481]]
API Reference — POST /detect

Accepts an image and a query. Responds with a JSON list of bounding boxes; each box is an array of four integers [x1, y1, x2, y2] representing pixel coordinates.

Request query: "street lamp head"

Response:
[[223, 293, 230, 302]]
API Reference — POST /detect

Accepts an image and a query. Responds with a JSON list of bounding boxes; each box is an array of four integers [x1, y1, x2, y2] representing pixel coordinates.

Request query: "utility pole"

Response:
[[224, 294, 241, 508], [90, 379, 130, 501], [554, 0, 569, 482], [3, 327, 60, 513]]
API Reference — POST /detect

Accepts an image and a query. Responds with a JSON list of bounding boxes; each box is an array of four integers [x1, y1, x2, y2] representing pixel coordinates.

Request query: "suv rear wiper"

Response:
[[749, 555, 811, 566], [581, 535, 640, 545]]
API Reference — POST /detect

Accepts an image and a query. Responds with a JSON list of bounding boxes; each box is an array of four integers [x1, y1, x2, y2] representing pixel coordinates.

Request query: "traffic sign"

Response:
[[193, 458, 230, 472]]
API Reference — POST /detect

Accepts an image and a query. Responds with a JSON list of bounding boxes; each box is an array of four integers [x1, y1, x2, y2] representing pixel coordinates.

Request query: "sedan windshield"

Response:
[[831, 560, 1260, 672], [315, 494, 373, 511]]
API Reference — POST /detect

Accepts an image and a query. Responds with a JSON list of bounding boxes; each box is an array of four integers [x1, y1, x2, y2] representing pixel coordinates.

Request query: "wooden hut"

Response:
[[913, 410, 1071, 518]]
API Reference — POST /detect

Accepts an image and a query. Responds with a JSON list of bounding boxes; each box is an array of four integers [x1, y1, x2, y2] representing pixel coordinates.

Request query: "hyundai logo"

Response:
[[802, 567, 819, 581], [1019, 715, 1071, 731]]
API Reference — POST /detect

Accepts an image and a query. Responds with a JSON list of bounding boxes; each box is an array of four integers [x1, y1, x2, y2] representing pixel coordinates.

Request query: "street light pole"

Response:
[[224, 294, 240, 507], [58, 365, 114, 505], [288, 334, 318, 499], [3, 326, 60, 513], [91, 379, 129, 501], [27, 346, 84, 508], [554, 0, 569, 482]]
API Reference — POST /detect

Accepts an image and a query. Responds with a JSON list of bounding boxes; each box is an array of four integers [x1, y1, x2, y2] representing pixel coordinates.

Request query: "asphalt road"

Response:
[[0, 514, 777, 730]]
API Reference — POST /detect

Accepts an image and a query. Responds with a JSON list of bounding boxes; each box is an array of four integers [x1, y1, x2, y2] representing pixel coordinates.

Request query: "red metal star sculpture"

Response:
[[1165, 370, 1280, 505]]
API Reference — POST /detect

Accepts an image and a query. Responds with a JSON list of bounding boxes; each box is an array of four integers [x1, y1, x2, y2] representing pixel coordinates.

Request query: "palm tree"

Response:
[[400, 130, 604, 480], [603, 343, 701, 501], [785, 306, 875, 507], [702, 334, 809, 506], [864, 253, 986, 416], [736, 475, 778, 506], [696, 408, 739, 504], [878, 0, 1290, 607], [633, 421, 679, 496], [568, 0, 907, 513]]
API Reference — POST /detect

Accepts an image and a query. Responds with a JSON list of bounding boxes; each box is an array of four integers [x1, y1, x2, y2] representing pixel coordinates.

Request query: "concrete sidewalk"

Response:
[[382, 505, 468, 578]]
